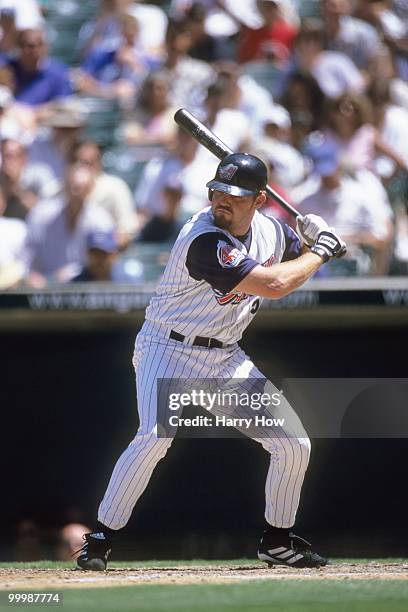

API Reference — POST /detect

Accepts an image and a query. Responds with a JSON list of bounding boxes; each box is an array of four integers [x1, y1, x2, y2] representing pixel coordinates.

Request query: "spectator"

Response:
[[24, 164, 113, 287], [76, 0, 132, 59], [322, 0, 381, 70], [0, 138, 58, 219], [280, 70, 325, 131], [283, 19, 365, 99], [77, 14, 155, 106], [135, 127, 209, 238], [138, 176, 184, 243], [194, 78, 252, 170], [0, 185, 26, 289], [120, 70, 178, 147], [214, 60, 274, 129], [298, 138, 393, 275], [55, 523, 90, 561], [72, 230, 143, 282], [255, 105, 306, 190], [156, 17, 215, 110], [289, 110, 315, 151], [71, 140, 138, 248], [324, 92, 408, 175], [237, 0, 298, 64], [367, 81, 408, 182], [128, 0, 168, 59], [77, 0, 167, 61], [366, 44, 408, 110], [28, 99, 87, 187], [354, 0, 407, 52], [184, 2, 224, 62], [0, 28, 73, 107]]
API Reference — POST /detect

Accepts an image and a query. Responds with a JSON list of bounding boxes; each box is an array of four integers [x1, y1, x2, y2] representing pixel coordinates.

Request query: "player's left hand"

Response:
[[296, 214, 329, 247]]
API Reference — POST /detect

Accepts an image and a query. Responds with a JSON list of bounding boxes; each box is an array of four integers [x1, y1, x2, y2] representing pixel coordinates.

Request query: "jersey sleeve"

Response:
[[281, 223, 302, 262], [186, 232, 259, 293]]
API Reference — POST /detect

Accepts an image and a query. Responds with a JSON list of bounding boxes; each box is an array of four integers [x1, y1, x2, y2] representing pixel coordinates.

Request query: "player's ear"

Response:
[[254, 191, 267, 209], [208, 189, 213, 202]]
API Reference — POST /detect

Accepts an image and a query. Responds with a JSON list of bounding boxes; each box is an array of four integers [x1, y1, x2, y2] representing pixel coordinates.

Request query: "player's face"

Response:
[[211, 189, 266, 236]]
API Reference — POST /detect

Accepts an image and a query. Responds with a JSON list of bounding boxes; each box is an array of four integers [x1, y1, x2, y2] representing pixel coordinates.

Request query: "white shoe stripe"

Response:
[[287, 553, 304, 564], [275, 550, 294, 560], [266, 546, 287, 555]]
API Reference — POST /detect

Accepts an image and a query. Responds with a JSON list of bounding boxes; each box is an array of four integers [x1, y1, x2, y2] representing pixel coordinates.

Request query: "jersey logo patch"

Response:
[[219, 164, 239, 181], [217, 240, 245, 268], [214, 289, 249, 305]]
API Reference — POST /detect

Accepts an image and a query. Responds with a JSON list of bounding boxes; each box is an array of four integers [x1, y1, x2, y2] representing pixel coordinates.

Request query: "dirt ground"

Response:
[[1, 562, 407, 590]]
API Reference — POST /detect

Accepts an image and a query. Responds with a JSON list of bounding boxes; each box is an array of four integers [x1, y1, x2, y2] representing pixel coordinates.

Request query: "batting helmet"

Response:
[[206, 153, 268, 198]]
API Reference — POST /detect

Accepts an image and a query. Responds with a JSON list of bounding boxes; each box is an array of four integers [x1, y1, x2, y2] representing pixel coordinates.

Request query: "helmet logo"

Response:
[[219, 163, 239, 181]]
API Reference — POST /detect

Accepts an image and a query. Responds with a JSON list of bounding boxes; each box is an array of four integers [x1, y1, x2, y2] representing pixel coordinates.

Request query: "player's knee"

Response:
[[263, 435, 311, 467], [129, 431, 174, 458]]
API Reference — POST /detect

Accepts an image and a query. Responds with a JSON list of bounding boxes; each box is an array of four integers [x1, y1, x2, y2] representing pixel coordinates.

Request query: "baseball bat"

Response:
[[174, 107, 301, 220]]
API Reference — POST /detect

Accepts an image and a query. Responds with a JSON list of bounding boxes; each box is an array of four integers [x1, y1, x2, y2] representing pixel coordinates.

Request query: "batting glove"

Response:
[[296, 214, 329, 247], [310, 230, 347, 262]]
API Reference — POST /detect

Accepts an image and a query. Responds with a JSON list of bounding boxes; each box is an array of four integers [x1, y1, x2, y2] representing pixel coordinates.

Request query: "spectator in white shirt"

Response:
[[368, 80, 408, 181], [298, 138, 393, 274], [135, 127, 211, 238], [156, 17, 215, 110], [24, 165, 113, 287], [71, 140, 139, 248], [289, 19, 365, 98]]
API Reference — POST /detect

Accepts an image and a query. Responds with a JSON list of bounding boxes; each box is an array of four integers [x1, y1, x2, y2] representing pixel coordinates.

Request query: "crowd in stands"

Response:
[[0, 0, 407, 288]]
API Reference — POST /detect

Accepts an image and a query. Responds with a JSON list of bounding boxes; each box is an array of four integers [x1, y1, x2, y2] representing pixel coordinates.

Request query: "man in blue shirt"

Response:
[[1, 28, 73, 106]]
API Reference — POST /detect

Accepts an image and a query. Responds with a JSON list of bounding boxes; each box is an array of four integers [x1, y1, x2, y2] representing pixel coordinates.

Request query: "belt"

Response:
[[170, 329, 225, 349]]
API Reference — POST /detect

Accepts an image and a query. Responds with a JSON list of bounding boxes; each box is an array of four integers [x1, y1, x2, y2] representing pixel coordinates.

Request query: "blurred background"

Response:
[[0, 0, 407, 562]]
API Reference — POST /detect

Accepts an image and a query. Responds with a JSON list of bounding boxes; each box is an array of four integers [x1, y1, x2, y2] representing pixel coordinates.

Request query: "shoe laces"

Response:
[[289, 532, 312, 551], [71, 533, 91, 559]]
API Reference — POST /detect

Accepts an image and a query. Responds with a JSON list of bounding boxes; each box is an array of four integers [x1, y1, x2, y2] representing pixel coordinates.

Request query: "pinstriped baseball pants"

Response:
[[98, 322, 311, 530]]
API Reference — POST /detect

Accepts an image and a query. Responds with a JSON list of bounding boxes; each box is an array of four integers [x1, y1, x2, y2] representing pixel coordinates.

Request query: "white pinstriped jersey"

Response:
[[145, 207, 291, 344]]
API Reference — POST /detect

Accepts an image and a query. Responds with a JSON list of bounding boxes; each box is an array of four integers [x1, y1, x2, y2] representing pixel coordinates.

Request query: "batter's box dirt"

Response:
[[1, 562, 408, 590]]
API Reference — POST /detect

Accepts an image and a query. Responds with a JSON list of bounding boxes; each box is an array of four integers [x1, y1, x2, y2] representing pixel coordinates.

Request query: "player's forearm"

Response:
[[263, 252, 323, 299], [236, 252, 323, 299]]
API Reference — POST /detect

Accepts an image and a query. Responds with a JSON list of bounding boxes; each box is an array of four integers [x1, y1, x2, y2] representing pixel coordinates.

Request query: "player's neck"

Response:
[[230, 220, 252, 238]]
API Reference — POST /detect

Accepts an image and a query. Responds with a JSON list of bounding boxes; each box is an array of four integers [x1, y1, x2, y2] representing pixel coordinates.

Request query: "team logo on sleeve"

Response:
[[217, 240, 245, 268], [219, 164, 239, 181]]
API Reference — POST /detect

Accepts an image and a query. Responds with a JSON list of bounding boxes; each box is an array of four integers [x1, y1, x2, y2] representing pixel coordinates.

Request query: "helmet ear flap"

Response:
[[208, 189, 213, 201]]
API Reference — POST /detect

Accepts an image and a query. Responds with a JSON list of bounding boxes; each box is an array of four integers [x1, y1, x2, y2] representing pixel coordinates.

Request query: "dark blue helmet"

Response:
[[206, 153, 268, 198]]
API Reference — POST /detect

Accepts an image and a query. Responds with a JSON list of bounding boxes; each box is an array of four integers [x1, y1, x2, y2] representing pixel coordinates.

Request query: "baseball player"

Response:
[[77, 153, 346, 571]]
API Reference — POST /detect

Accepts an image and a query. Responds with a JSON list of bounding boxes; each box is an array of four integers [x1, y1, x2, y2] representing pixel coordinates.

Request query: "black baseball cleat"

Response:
[[76, 532, 112, 571], [258, 528, 328, 568]]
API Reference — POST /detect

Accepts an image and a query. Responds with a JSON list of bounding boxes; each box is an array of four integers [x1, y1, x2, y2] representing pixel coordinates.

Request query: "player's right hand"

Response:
[[310, 230, 347, 262], [296, 214, 329, 247]]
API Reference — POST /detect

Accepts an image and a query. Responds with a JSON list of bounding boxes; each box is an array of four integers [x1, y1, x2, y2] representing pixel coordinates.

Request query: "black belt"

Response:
[[170, 329, 224, 349]]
